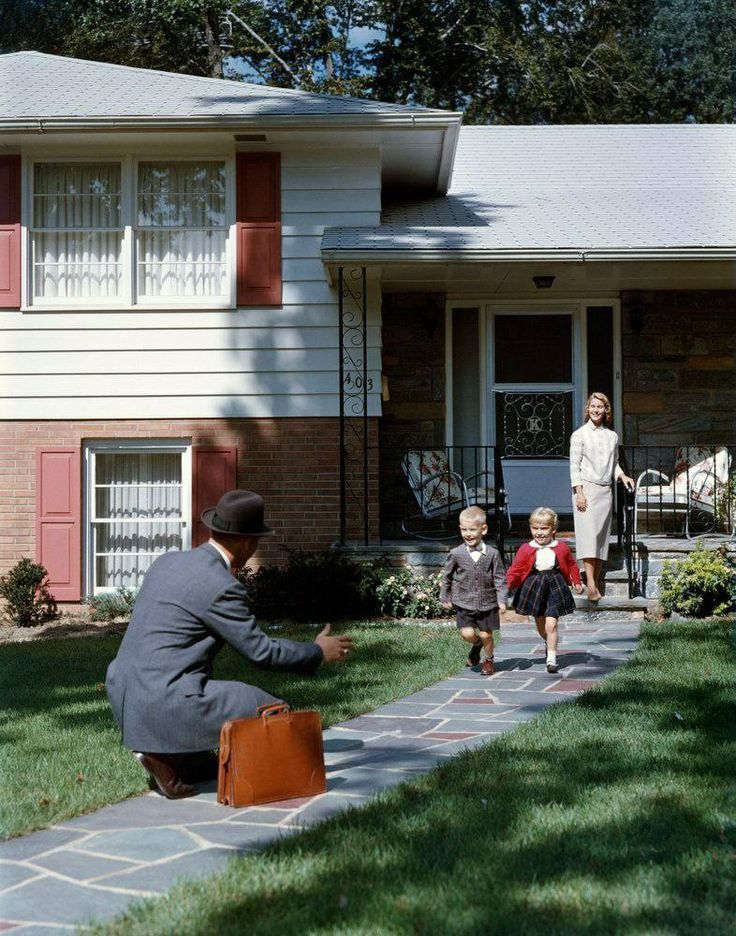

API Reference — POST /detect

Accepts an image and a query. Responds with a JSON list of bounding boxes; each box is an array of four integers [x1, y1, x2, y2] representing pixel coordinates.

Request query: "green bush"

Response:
[[237, 550, 450, 622], [238, 548, 376, 622], [86, 587, 137, 622], [659, 545, 736, 618], [374, 567, 448, 619], [0, 558, 58, 627]]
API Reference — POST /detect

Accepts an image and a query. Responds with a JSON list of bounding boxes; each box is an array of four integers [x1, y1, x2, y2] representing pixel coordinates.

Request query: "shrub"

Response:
[[0, 558, 58, 627], [659, 545, 736, 618], [86, 587, 137, 622], [374, 567, 447, 619], [237, 550, 451, 622], [238, 548, 376, 622]]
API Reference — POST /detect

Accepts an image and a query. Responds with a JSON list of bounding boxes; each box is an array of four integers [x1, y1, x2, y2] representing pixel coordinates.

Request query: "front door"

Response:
[[488, 307, 581, 515]]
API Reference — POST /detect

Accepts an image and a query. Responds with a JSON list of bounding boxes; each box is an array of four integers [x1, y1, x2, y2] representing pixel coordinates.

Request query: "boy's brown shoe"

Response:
[[466, 641, 482, 667], [481, 657, 495, 676]]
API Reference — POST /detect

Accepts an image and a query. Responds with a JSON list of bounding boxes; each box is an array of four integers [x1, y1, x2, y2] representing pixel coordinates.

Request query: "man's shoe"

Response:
[[466, 642, 482, 667], [481, 657, 495, 676], [546, 660, 559, 674], [139, 753, 197, 799], [179, 750, 219, 784]]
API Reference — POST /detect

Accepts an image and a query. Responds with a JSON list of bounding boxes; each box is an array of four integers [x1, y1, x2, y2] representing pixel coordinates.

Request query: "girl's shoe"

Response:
[[481, 656, 495, 676], [546, 659, 559, 674]]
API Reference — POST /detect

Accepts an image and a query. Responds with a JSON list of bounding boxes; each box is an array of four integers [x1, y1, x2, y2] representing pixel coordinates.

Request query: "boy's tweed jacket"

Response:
[[440, 543, 508, 611], [106, 543, 322, 754]]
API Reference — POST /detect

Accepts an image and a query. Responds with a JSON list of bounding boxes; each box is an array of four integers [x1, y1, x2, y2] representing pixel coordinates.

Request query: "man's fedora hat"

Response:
[[201, 490, 275, 537]]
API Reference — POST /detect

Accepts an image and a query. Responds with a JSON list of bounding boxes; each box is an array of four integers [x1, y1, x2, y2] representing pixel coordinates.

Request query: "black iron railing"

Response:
[[381, 445, 509, 558]]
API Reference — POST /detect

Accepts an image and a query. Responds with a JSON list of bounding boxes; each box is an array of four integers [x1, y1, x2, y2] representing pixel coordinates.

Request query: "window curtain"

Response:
[[137, 161, 227, 297], [33, 163, 122, 299], [93, 452, 183, 590]]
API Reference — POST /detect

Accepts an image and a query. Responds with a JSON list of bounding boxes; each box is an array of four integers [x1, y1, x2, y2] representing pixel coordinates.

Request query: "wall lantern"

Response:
[[532, 275, 555, 289]]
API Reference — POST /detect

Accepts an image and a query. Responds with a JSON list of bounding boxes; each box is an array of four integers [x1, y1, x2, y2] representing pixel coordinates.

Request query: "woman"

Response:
[[569, 392, 634, 601]]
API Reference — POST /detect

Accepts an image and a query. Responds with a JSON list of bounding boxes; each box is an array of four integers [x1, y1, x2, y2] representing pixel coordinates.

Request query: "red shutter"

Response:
[[36, 448, 82, 601], [192, 446, 238, 546], [0, 155, 21, 309], [236, 153, 282, 306]]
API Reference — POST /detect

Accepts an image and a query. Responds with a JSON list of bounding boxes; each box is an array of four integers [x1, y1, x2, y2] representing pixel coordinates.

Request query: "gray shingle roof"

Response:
[[323, 124, 736, 255], [0, 51, 451, 121]]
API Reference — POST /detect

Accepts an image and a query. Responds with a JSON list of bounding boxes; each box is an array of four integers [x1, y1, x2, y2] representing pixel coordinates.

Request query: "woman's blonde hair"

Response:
[[585, 391, 613, 426], [529, 507, 558, 529]]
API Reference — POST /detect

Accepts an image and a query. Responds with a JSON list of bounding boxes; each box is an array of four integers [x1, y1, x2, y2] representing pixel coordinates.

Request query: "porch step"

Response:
[[572, 595, 656, 616]]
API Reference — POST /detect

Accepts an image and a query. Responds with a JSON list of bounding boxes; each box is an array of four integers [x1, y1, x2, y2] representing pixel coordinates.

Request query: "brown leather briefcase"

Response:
[[217, 703, 326, 807]]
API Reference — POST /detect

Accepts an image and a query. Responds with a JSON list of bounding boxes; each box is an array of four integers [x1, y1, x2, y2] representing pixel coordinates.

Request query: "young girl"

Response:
[[506, 507, 583, 673]]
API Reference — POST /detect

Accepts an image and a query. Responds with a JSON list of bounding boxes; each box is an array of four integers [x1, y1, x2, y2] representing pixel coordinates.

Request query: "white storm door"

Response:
[[488, 308, 581, 515]]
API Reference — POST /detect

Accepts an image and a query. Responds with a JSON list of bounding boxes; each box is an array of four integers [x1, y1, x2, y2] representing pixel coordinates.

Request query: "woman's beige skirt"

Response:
[[572, 481, 613, 560]]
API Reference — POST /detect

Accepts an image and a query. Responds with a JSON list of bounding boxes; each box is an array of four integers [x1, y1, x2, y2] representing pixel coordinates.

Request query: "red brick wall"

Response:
[[0, 417, 380, 584]]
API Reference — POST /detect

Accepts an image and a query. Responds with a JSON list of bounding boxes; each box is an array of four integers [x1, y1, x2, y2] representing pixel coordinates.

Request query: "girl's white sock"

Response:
[[546, 650, 557, 665]]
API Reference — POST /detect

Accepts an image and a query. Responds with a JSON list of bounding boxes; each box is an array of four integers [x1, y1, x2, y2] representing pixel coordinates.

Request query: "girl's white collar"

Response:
[[529, 539, 558, 549]]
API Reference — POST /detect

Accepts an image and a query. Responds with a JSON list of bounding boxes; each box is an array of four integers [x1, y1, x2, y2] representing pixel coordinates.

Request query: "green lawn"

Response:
[[90, 618, 736, 936], [0, 622, 461, 839]]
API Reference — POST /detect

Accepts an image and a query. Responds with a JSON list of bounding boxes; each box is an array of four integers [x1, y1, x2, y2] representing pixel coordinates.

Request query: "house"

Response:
[[1, 52, 734, 602]]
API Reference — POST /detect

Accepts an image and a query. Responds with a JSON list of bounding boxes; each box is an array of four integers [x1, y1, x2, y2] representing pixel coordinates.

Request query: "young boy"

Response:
[[440, 506, 507, 676]]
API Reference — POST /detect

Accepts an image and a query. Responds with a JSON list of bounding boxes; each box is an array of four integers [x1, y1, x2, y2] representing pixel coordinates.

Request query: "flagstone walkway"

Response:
[[0, 617, 641, 932]]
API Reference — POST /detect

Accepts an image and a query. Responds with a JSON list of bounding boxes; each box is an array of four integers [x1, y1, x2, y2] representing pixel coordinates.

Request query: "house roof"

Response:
[[322, 124, 736, 261], [0, 51, 455, 126]]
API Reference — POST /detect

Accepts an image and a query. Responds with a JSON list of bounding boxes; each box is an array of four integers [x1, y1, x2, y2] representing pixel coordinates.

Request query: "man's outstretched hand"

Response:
[[315, 623, 355, 663]]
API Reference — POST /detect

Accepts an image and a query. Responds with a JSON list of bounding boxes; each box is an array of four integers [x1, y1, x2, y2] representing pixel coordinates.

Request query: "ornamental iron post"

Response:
[[338, 266, 370, 545]]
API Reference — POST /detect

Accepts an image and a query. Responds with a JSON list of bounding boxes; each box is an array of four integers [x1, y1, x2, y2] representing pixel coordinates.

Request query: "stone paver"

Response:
[[0, 618, 638, 931]]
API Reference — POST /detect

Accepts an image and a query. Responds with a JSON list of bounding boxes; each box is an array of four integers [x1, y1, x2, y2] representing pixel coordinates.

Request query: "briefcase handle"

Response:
[[257, 702, 291, 721]]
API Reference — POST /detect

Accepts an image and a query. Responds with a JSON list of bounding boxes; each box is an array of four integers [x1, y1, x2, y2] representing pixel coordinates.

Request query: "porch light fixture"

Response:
[[532, 275, 555, 289]]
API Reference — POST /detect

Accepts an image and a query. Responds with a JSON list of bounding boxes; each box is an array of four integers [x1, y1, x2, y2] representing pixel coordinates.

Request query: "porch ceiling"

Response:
[[329, 258, 736, 295]]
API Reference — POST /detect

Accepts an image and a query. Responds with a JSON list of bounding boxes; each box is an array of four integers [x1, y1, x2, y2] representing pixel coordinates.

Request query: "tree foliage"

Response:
[[1, 0, 733, 121]]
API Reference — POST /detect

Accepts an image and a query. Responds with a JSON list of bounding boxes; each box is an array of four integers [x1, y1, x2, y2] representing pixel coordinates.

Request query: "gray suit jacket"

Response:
[[440, 542, 508, 612], [106, 544, 323, 753]]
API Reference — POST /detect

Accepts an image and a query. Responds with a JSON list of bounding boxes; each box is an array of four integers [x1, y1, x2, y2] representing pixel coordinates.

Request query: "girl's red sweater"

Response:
[[506, 541, 582, 590]]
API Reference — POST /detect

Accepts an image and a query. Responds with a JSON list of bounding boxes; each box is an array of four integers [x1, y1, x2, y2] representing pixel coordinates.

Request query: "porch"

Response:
[[336, 440, 736, 607]]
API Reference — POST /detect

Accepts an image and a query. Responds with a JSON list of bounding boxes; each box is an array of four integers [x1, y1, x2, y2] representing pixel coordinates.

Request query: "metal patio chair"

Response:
[[400, 448, 509, 541], [633, 445, 733, 538]]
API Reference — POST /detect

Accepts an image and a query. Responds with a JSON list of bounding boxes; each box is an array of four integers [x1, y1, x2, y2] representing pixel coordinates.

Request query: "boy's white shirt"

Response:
[[529, 539, 558, 571], [466, 541, 487, 563]]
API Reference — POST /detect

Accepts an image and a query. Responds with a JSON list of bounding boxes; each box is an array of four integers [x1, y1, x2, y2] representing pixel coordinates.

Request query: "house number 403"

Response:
[[343, 374, 374, 391]]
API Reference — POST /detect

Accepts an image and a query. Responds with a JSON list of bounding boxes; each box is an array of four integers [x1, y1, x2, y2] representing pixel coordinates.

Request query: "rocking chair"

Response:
[[400, 449, 509, 542]]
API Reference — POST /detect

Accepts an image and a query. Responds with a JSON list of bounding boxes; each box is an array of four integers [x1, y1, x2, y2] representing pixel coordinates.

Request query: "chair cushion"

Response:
[[402, 450, 465, 515]]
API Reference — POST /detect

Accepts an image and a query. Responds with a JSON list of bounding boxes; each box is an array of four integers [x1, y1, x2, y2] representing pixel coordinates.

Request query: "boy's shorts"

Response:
[[454, 606, 500, 633]]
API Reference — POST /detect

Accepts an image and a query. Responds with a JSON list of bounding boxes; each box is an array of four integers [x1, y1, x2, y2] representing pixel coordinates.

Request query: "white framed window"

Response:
[[84, 440, 192, 595], [32, 162, 123, 301], [29, 157, 230, 308], [136, 160, 228, 300]]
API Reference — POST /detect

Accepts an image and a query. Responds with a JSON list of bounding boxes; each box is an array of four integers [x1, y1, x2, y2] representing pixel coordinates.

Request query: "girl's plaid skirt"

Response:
[[513, 569, 576, 618]]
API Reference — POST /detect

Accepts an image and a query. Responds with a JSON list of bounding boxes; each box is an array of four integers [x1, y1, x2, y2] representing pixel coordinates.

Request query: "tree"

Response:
[[1, 0, 733, 121], [364, 0, 736, 123]]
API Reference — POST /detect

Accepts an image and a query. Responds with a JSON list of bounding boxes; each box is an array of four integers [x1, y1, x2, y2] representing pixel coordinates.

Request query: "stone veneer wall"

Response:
[[621, 290, 736, 444], [379, 294, 446, 533]]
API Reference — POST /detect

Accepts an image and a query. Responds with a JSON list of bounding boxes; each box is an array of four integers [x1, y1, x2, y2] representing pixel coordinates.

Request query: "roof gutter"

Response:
[[321, 246, 736, 264], [0, 112, 463, 134]]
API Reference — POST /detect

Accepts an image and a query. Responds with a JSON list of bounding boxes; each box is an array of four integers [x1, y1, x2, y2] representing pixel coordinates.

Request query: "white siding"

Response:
[[4, 143, 383, 420]]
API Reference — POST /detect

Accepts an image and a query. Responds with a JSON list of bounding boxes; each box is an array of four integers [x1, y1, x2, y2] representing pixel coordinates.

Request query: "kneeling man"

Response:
[[106, 490, 354, 799]]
